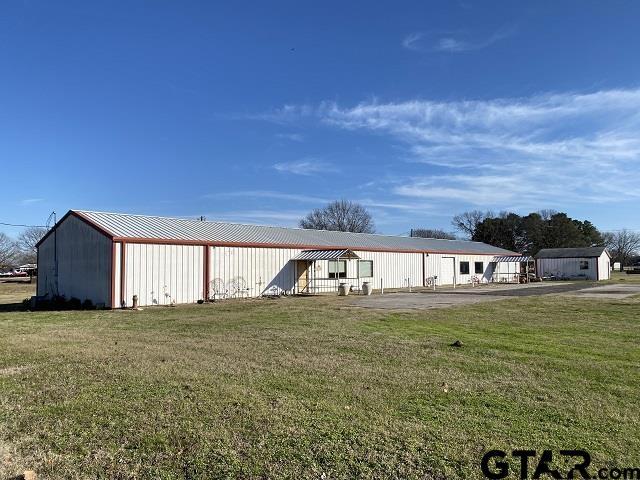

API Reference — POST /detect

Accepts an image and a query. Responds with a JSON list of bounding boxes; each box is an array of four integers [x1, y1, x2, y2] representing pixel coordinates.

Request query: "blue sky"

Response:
[[2, 1, 640, 237]]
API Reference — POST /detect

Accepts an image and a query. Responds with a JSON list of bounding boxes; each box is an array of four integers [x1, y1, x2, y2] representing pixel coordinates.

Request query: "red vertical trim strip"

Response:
[[422, 252, 426, 287], [111, 241, 116, 309], [120, 242, 126, 307], [36, 244, 40, 296], [203, 245, 210, 300]]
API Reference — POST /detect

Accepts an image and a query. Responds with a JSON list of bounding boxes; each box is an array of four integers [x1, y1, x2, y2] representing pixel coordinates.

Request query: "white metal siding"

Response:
[[113, 242, 122, 308], [123, 243, 203, 307], [424, 253, 518, 286], [208, 246, 302, 297], [36, 215, 112, 306], [205, 248, 532, 297], [206, 248, 521, 296], [597, 252, 610, 280], [37, 236, 54, 299], [536, 257, 597, 280], [352, 251, 423, 290], [439, 257, 455, 285]]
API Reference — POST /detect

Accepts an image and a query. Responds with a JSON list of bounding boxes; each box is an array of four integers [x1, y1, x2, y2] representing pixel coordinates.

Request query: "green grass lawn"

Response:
[[0, 282, 639, 479], [609, 270, 640, 283], [0, 280, 35, 307]]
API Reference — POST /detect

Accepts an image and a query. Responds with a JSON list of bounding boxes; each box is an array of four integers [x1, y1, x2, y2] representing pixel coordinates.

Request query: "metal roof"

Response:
[[535, 247, 608, 259], [493, 255, 533, 262], [68, 210, 518, 255], [293, 249, 360, 261]]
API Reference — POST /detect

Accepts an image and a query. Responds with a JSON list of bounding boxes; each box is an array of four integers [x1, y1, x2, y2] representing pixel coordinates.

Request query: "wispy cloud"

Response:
[[251, 88, 640, 212], [203, 190, 328, 204], [402, 32, 424, 51], [18, 198, 44, 206], [275, 132, 305, 142], [402, 26, 516, 53], [273, 158, 339, 176], [319, 88, 640, 207], [242, 104, 314, 124]]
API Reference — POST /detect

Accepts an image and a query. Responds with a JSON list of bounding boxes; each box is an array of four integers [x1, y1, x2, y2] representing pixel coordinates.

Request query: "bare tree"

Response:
[[538, 209, 558, 221], [300, 200, 375, 233], [603, 230, 640, 268], [410, 228, 456, 240], [451, 210, 493, 238], [16, 227, 47, 264], [0, 233, 18, 270]]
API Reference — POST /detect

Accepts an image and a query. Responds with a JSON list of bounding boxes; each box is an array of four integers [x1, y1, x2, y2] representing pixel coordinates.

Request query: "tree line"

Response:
[[2, 202, 638, 270], [448, 210, 639, 265], [0, 227, 46, 270], [455, 210, 602, 255], [299, 201, 640, 267]]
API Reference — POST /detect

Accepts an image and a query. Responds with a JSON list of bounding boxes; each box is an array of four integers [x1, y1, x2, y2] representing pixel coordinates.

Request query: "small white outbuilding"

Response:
[[535, 247, 611, 281], [37, 210, 521, 308]]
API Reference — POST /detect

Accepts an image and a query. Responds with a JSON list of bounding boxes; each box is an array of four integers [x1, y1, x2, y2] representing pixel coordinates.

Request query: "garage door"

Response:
[[440, 257, 455, 285]]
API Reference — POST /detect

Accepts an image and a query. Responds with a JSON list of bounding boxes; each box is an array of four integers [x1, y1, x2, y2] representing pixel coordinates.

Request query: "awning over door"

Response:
[[492, 255, 532, 262], [293, 249, 360, 261]]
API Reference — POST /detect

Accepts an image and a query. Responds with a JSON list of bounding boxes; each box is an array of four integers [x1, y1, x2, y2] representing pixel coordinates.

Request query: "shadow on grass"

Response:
[[0, 302, 28, 313]]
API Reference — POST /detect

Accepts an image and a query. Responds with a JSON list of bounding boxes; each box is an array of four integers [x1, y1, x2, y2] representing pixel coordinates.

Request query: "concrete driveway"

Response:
[[346, 281, 630, 311]]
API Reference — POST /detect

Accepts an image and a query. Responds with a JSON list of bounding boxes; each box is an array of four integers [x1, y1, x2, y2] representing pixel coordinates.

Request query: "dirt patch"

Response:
[[0, 438, 28, 480], [0, 366, 30, 376], [564, 284, 640, 299], [348, 291, 509, 310], [348, 282, 605, 311]]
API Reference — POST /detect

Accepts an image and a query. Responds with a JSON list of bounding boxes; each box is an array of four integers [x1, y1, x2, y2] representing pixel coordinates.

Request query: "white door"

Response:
[[440, 257, 455, 285]]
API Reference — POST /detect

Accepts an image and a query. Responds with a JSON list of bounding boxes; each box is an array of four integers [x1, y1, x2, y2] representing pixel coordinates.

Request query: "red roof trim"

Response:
[[36, 210, 114, 248], [36, 210, 519, 257], [73, 211, 116, 239]]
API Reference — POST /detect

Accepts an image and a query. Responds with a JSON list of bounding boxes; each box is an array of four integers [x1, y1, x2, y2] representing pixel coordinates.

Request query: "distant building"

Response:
[[535, 247, 610, 281], [17, 264, 37, 274]]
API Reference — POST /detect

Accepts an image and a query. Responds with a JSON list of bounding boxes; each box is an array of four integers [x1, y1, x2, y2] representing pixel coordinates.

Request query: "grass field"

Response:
[[609, 270, 640, 283], [0, 280, 34, 307], [0, 281, 639, 479]]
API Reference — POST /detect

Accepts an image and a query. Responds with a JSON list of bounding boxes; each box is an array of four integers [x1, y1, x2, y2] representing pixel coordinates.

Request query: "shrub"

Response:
[[51, 295, 67, 309], [68, 297, 82, 310]]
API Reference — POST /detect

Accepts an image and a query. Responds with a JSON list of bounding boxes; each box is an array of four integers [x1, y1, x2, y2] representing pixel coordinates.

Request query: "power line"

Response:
[[0, 211, 56, 230], [0, 221, 48, 228]]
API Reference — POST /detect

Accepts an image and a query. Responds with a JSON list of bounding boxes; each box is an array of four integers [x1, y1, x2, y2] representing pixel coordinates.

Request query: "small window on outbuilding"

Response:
[[474, 262, 484, 274], [460, 261, 470, 275], [358, 260, 373, 278], [329, 260, 347, 279], [579, 260, 589, 270]]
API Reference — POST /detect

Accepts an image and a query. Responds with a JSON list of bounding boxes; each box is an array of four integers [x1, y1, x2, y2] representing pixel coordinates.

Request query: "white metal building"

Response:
[[37, 210, 520, 308], [535, 247, 610, 281]]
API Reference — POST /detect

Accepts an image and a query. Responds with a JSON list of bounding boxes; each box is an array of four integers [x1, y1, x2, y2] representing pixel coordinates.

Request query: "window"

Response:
[[358, 260, 373, 278], [328, 260, 347, 279], [579, 260, 589, 270], [475, 261, 484, 274], [460, 261, 470, 275]]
